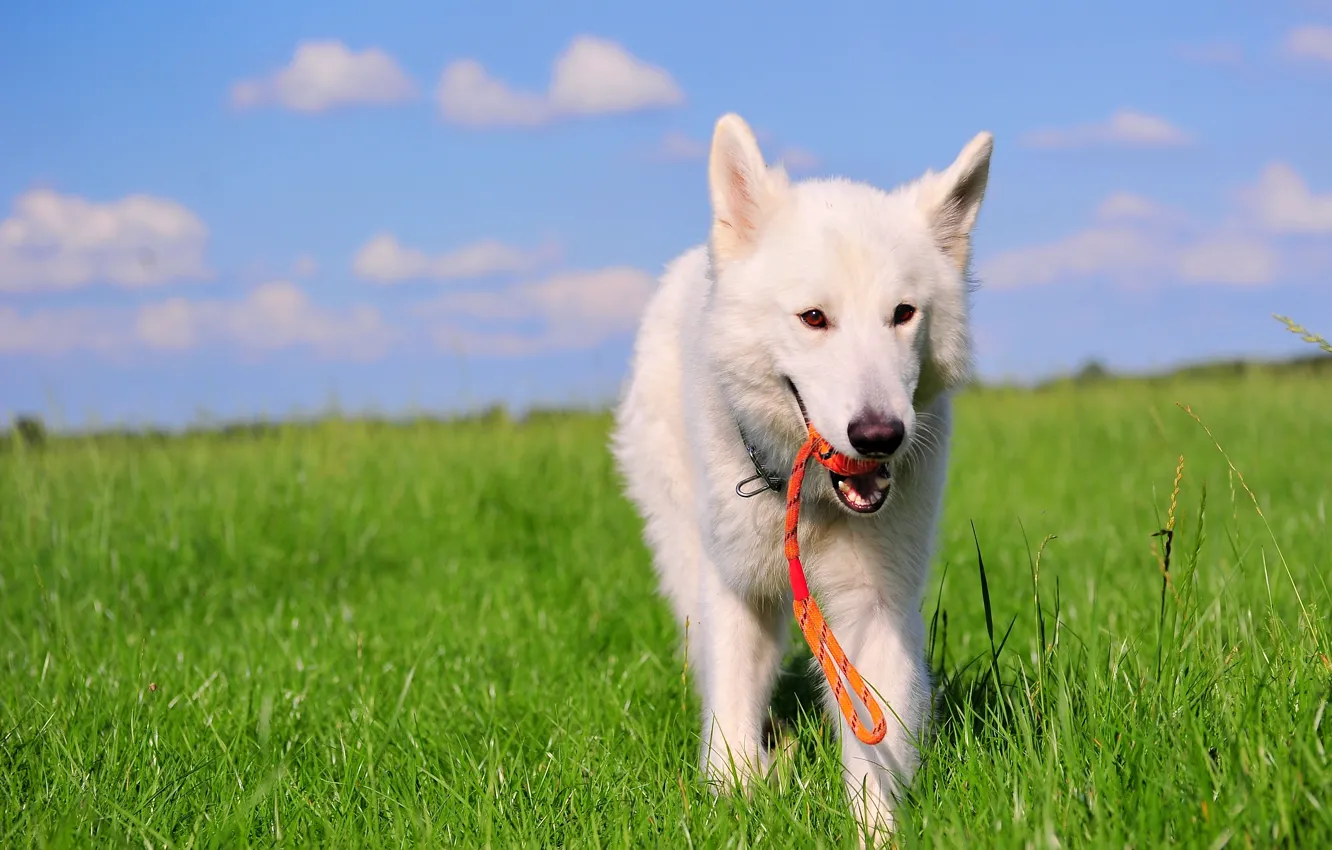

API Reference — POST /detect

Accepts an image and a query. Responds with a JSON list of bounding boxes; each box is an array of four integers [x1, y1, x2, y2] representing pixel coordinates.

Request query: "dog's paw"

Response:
[[853, 813, 897, 850], [761, 722, 799, 793], [847, 782, 899, 849], [701, 744, 770, 798]]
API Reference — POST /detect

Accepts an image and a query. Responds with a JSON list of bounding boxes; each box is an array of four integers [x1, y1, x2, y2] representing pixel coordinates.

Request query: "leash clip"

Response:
[[735, 428, 785, 498], [736, 471, 783, 498]]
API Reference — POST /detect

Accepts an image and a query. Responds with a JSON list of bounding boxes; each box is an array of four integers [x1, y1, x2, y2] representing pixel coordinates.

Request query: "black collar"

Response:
[[734, 423, 786, 498]]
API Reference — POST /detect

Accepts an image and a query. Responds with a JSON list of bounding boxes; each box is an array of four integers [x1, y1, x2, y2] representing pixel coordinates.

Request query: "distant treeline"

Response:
[[4, 352, 1329, 449], [1027, 351, 1332, 391]]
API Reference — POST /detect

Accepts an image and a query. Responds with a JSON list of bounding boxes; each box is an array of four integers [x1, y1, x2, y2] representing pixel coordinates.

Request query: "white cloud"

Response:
[[1, 283, 393, 360], [547, 36, 683, 115], [0, 188, 210, 293], [1178, 43, 1243, 64], [1021, 109, 1192, 150], [980, 163, 1331, 290], [1174, 238, 1278, 286], [291, 254, 318, 278], [417, 266, 655, 355], [652, 130, 707, 161], [1283, 25, 1332, 63], [777, 146, 821, 173], [1242, 163, 1332, 234], [138, 282, 393, 358], [648, 131, 820, 173], [436, 60, 551, 127], [0, 305, 132, 355], [437, 35, 683, 128], [231, 40, 416, 113], [1094, 192, 1178, 222], [352, 233, 560, 284], [982, 221, 1168, 290], [984, 224, 1278, 290]]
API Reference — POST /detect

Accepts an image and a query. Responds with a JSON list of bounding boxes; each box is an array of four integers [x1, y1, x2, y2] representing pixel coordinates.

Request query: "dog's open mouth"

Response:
[[829, 465, 891, 513], [783, 376, 892, 515]]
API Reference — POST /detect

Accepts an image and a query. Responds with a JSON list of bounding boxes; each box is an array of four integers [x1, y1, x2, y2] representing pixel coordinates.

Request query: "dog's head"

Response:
[[703, 113, 992, 515]]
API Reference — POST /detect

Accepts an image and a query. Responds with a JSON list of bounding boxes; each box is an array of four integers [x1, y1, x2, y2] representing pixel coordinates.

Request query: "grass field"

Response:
[[2, 364, 1330, 848]]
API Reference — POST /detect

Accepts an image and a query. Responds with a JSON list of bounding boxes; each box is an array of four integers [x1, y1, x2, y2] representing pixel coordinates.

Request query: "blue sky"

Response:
[[2, 0, 1330, 429]]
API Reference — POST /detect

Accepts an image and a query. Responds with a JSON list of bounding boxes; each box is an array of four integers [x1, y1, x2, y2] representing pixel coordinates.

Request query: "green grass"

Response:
[[1, 370, 1329, 848]]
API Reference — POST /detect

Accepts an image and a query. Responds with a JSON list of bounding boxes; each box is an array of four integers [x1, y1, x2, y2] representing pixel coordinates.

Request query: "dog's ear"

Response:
[[917, 131, 993, 273], [708, 113, 788, 265], [914, 132, 992, 401]]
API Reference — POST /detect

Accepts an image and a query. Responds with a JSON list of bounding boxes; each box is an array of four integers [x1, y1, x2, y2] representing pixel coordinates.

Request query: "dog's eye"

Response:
[[799, 309, 829, 330], [892, 303, 917, 326]]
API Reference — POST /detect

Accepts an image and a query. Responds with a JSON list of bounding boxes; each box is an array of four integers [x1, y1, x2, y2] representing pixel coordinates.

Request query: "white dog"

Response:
[[611, 112, 992, 840]]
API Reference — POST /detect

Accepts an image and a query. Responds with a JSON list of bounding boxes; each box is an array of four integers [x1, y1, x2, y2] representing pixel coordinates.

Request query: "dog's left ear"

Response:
[[708, 113, 789, 266], [914, 132, 993, 400], [917, 131, 993, 273]]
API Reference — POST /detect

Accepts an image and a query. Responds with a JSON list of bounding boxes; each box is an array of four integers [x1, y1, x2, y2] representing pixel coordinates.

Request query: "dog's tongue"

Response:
[[832, 463, 892, 511], [848, 467, 891, 499]]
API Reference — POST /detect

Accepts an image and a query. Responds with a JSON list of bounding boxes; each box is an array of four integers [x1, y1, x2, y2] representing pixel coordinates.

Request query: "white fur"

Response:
[[611, 113, 992, 843]]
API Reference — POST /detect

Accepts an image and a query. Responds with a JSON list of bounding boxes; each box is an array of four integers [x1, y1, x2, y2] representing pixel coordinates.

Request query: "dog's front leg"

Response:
[[825, 594, 930, 844], [695, 559, 788, 793]]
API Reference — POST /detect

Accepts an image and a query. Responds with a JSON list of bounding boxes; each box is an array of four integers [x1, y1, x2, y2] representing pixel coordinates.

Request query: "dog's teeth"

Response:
[[838, 479, 853, 496], [875, 474, 891, 490]]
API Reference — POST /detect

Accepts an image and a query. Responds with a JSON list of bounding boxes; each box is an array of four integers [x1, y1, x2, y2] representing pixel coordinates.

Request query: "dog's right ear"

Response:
[[708, 113, 787, 265], [916, 131, 994, 274]]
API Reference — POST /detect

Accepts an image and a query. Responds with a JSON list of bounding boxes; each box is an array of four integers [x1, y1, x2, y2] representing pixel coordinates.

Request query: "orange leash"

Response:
[[784, 426, 889, 746]]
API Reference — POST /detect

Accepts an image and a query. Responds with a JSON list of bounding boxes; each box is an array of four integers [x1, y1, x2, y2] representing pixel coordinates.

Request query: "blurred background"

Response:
[[2, 0, 1329, 431]]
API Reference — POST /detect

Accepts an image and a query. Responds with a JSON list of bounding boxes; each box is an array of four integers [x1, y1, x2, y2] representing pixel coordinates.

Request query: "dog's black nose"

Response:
[[847, 411, 905, 457]]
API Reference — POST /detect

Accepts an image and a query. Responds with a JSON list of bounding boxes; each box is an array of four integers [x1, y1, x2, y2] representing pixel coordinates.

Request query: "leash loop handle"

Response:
[[783, 428, 888, 747], [794, 595, 888, 745]]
